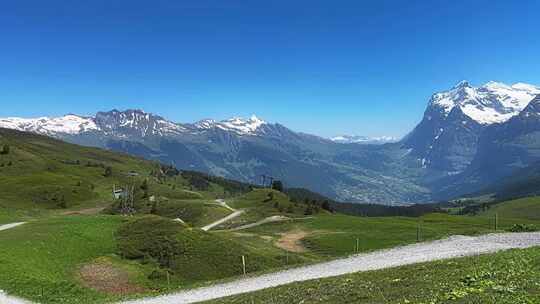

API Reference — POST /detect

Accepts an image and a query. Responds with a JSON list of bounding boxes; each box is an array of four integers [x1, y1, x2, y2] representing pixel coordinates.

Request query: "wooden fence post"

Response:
[[242, 255, 246, 275]]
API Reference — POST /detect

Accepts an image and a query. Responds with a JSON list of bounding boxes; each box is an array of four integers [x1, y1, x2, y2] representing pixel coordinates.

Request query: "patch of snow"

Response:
[[195, 115, 267, 135]]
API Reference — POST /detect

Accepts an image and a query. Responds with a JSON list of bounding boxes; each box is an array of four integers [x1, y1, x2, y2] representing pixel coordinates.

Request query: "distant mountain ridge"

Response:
[[1, 80, 539, 204], [330, 135, 398, 145], [0, 110, 274, 138]]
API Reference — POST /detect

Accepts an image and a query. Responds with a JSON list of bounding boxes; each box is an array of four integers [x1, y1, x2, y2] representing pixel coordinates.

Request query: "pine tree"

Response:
[[103, 166, 113, 177], [57, 195, 67, 209], [0, 144, 9, 155], [140, 179, 149, 198], [322, 200, 332, 212], [271, 180, 283, 192]]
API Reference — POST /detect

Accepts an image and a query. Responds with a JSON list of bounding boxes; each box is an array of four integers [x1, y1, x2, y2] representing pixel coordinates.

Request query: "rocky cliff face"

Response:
[[402, 81, 539, 173]]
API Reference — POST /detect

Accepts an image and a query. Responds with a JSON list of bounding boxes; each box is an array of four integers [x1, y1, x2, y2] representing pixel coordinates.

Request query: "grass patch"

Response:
[[0, 215, 123, 303], [482, 196, 540, 221]]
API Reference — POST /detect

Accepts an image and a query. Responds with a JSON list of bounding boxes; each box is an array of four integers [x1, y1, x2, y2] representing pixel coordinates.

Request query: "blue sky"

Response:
[[1, 0, 539, 138]]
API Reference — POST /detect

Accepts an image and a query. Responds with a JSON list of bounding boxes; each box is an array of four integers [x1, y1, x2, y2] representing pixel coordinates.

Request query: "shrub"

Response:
[[103, 166, 113, 177], [57, 195, 67, 209], [271, 180, 283, 192], [115, 215, 281, 283], [0, 144, 10, 155], [508, 224, 538, 232], [116, 215, 186, 261], [148, 268, 168, 280]]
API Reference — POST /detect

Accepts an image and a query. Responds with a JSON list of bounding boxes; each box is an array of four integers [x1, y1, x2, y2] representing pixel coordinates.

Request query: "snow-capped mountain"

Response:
[[429, 80, 540, 124], [435, 94, 540, 199], [94, 109, 186, 137], [0, 110, 271, 138], [330, 135, 398, 145], [193, 115, 267, 135], [0, 114, 98, 135], [402, 80, 540, 173]]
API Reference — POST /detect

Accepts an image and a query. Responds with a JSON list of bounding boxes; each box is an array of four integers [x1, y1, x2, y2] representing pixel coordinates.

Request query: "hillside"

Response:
[[481, 197, 540, 222], [0, 127, 252, 225]]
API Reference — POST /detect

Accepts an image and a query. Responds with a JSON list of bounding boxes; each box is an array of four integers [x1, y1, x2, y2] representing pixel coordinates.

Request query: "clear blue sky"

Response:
[[1, 0, 539, 138]]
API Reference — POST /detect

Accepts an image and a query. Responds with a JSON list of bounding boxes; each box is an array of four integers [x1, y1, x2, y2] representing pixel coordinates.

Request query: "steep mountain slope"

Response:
[[402, 81, 540, 172], [438, 94, 540, 198]]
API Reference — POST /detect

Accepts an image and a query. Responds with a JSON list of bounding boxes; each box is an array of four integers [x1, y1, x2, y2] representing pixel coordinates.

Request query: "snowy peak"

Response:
[[518, 94, 540, 118], [94, 109, 185, 137], [429, 80, 540, 124], [452, 80, 472, 89], [0, 109, 185, 138], [194, 115, 267, 135], [331, 135, 397, 144], [0, 114, 98, 135]]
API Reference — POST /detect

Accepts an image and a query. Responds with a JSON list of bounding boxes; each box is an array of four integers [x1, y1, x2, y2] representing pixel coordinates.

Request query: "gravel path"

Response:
[[213, 199, 235, 212], [0, 290, 32, 304], [0, 222, 26, 232], [229, 215, 290, 231], [201, 210, 245, 231], [122, 232, 540, 304]]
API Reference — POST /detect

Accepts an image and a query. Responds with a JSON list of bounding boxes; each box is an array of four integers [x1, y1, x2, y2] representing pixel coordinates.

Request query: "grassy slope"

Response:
[[0, 129, 149, 212], [482, 196, 540, 222], [217, 188, 318, 229], [116, 216, 302, 287], [206, 247, 540, 304], [231, 211, 538, 258], [0, 128, 237, 227], [0, 216, 123, 304]]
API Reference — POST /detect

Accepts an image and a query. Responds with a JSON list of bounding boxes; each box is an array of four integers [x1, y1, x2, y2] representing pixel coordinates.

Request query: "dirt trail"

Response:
[[229, 215, 290, 231], [275, 230, 310, 253], [79, 259, 146, 295], [61, 207, 106, 215]]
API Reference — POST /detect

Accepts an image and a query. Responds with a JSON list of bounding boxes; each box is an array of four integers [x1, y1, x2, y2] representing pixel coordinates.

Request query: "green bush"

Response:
[[116, 215, 186, 260], [0, 144, 10, 155], [507, 223, 538, 232], [115, 215, 284, 284]]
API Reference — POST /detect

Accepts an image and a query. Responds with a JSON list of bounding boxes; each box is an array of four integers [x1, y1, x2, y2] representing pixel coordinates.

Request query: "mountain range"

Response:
[[1, 80, 539, 204]]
